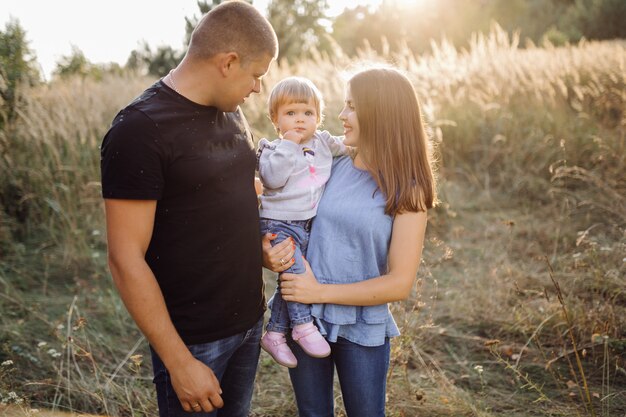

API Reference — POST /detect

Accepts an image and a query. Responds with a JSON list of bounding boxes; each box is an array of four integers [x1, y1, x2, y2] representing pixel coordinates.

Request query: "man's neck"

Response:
[[167, 59, 219, 107]]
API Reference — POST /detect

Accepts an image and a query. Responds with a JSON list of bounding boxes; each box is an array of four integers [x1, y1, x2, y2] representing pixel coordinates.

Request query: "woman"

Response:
[[264, 66, 437, 417]]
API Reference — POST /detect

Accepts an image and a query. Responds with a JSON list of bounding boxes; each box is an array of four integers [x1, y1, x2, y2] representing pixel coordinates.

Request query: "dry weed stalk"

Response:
[[545, 257, 596, 417]]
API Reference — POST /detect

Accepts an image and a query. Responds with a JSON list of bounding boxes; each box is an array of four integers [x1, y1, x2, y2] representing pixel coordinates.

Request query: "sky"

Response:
[[1, 0, 384, 80]]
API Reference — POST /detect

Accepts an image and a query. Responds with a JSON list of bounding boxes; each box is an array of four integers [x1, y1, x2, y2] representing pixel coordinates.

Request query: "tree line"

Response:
[[1, 0, 625, 126]]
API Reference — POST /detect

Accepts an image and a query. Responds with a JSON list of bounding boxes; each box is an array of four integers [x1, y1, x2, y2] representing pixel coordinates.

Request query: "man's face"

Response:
[[220, 53, 273, 112]]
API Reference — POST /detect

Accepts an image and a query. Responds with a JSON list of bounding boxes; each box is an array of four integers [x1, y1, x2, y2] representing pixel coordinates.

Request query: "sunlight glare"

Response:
[[387, 0, 433, 11]]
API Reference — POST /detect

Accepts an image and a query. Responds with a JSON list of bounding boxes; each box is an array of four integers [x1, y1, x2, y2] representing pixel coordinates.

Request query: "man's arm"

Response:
[[104, 199, 223, 413]]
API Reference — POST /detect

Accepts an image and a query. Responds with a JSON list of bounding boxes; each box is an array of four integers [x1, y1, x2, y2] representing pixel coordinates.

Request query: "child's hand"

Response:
[[282, 129, 304, 144]]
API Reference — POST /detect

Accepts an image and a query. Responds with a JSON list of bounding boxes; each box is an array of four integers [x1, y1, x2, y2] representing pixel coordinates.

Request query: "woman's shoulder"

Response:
[[332, 154, 352, 167]]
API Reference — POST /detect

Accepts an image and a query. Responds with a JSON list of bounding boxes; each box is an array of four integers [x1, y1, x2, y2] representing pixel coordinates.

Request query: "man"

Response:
[[100, 2, 278, 415]]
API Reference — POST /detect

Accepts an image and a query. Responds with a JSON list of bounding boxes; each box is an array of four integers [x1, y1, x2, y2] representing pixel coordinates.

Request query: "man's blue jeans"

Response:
[[150, 317, 263, 417], [287, 336, 391, 417], [260, 218, 313, 333]]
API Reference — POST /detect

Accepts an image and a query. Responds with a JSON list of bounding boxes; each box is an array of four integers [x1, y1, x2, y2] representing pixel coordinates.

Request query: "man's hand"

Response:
[[254, 176, 263, 196], [170, 357, 224, 413]]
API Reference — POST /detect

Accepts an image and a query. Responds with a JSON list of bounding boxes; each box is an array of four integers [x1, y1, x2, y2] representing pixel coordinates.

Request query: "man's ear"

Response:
[[218, 52, 240, 77]]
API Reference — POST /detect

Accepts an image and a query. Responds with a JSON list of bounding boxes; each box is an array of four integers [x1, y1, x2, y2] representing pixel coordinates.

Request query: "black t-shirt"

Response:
[[101, 81, 264, 345]]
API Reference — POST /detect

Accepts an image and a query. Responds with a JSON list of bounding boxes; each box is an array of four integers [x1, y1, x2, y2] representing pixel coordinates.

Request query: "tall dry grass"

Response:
[[0, 26, 624, 416]]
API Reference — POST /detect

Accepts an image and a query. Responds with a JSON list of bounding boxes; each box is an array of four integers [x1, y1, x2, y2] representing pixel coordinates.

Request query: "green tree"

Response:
[[330, 0, 626, 57], [53, 46, 91, 78], [332, 1, 486, 56], [125, 42, 184, 77], [563, 0, 626, 40], [125, 0, 237, 77], [0, 18, 39, 125], [54, 46, 126, 80], [267, 0, 331, 62], [331, 5, 377, 55]]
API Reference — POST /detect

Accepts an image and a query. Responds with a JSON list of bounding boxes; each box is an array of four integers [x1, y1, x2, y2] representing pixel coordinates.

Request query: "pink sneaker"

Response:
[[260, 331, 297, 368], [292, 322, 331, 358]]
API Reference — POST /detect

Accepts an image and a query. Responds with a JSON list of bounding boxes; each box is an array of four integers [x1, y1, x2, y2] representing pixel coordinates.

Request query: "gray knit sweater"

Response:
[[257, 130, 347, 221]]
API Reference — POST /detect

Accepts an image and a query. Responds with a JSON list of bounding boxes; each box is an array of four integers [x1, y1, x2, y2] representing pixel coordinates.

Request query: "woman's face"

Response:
[[339, 87, 360, 147]]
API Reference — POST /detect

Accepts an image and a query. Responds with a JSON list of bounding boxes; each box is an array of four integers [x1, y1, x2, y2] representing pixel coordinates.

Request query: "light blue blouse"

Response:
[[307, 155, 400, 347]]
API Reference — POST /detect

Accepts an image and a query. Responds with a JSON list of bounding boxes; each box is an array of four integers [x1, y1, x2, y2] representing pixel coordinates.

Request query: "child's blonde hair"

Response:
[[268, 77, 325, 133]]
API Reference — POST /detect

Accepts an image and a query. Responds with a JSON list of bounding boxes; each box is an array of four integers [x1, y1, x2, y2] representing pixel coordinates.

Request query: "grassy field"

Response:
[[1, 28, 624, 416]]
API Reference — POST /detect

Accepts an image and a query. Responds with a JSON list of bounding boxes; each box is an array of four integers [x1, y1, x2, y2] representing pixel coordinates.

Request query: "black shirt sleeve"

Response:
[[101, 108, 166, 200]]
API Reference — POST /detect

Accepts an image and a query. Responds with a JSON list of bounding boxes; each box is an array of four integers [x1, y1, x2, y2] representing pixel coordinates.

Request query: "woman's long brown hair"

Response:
[[349, 67, 437, 215]]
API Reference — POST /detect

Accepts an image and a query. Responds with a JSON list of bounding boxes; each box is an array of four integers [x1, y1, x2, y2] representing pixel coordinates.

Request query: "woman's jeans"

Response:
[[288, 336, 391, 417], [150, 317, 263, 417], [260, 218, 313, 333]]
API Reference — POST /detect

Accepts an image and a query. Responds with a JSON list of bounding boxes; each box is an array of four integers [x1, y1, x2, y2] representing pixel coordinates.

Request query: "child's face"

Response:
[[274, 99, 319, 142], [339, 88, 359, 147]]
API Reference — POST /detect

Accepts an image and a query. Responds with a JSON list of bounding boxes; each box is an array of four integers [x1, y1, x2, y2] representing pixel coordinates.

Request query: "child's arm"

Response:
[[316, 130, 352, 157], [257, 138, 300, 190]]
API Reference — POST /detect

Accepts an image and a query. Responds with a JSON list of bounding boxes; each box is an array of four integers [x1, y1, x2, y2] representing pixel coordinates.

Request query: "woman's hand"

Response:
[[262, 233, 295, 272], [280, 259, 324, 304]]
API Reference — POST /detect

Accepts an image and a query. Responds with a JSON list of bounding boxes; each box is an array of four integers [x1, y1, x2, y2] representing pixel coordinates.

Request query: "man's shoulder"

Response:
[[125, 82, 175, 119], [128, 82, 161, 106], [107, 106, 156, 140], [108, 82, 177, 133], [109, 83, 159, 123], [102, 100, 163, 151]]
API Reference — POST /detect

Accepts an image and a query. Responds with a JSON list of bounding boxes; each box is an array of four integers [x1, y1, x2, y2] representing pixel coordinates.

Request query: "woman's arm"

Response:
[[280, 211, 427, 306]]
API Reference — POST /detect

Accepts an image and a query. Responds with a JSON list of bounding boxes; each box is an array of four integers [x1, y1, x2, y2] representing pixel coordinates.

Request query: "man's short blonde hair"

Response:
[[268, 77, 325, 128], [188, 0, 278, 64]]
